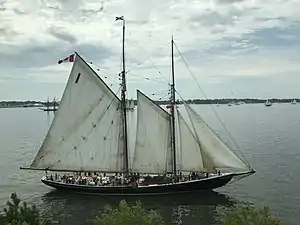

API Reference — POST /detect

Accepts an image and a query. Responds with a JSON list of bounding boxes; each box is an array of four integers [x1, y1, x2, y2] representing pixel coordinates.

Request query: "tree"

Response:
[[219, 204, 281, 225], [0, 193, 282, 225], [0, 193, 51, 225], [91, 200, 164, 225]]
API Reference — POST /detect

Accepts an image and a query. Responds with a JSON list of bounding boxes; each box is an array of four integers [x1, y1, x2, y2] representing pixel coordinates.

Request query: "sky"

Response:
[[1, 0, 300, 101]]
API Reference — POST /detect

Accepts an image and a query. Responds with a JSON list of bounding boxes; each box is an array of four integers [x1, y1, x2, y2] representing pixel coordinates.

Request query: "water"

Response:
[[0, 104, 300, 224]]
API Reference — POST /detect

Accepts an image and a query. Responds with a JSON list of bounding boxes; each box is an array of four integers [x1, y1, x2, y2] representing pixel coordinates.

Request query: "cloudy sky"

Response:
[[1, 0, 300, 101]]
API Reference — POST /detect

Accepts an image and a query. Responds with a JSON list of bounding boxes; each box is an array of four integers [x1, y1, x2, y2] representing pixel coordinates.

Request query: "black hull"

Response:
[[41, 174, 235, 196]]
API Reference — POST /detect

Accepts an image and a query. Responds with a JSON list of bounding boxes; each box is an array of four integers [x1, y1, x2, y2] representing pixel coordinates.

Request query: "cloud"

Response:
[[216, 0, 246, 4], [1, 0, 300, 100], [48, 26, 77, 44], [0, 41, 112, 69]]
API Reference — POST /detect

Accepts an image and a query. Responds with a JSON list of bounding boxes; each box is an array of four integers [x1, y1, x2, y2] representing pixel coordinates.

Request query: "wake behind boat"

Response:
[[20, 17, 255, 195]]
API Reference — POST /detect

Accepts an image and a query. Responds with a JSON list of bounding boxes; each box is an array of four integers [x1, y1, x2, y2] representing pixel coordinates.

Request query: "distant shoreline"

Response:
[[0, 98, 298, 108]]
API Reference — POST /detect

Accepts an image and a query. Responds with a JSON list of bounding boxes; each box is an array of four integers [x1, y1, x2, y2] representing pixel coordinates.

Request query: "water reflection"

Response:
[[40, 190, 238, 225]]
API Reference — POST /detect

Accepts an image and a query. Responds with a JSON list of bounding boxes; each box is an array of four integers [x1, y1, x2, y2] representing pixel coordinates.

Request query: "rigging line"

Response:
[[150, 89, 171, 96], [125, 40, 171, 75], [173, 44, 251, 169], [128, 73, 167, 84], [157, 92, 171, 101], [125, 41, 171, 85], [125, 54, 153, 75], [45, 87, 122, 170], [148, 60, 170, 86], [125, 60, 170, 86], [88, 64, 123, 84]]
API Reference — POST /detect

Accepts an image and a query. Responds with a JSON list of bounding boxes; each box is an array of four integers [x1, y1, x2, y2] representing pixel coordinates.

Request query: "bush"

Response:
[[91, 200, 164, 225], [219, 204, 281, 225], [0, 193, 51, 225], [0, 193, 282, 225]]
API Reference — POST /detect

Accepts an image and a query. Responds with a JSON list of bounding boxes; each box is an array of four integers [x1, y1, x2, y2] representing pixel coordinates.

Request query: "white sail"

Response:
[[184, 104, 249, 172], [176, 110, 204, 172], [132, 90, 172, 174], [126, 99, 134, 110], [30, 53, 125, 172], [126, 108, 137, 168]]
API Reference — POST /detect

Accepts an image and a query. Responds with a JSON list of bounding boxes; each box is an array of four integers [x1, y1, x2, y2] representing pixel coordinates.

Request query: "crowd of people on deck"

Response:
[[46, 170, 222, 187], [47, 172, 141, 187]]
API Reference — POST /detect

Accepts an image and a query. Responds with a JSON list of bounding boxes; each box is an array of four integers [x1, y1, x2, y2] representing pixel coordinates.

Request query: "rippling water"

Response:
[[0, 104, 300, 224]]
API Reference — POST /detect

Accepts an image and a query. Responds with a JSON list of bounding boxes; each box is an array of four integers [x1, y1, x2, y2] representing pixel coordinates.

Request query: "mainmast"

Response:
[[170, 36, 177, 175], [116, 16, 129, 174]]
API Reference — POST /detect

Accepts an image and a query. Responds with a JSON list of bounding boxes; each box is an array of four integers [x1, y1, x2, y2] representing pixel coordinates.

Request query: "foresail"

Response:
[[184, 104, 249, 172], [176, 110, 204, 172], [132, 91, 172, 174], [30, 53, 124, 172]]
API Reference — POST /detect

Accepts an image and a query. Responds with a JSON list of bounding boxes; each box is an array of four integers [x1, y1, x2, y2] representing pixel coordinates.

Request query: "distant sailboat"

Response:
[[291, 99, 297, 104], [265, 100, 272, 107], [20, 17, 255, 195], [39, 97, 58, 112]]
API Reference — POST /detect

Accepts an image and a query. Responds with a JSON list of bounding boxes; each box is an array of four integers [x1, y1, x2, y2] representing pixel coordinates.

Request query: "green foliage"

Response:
[[0, 193, 51, 225], [92, 200, 164, 225], [219, 204, 281, 225], [0, 193, 282, 225]]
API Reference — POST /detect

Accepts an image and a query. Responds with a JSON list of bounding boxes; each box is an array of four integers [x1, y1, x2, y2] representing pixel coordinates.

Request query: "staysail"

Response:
[[30, 53, 125, 172], [176, 110, 204, 172], [184, 104, 249, 172], [132, 90, 172, 174]]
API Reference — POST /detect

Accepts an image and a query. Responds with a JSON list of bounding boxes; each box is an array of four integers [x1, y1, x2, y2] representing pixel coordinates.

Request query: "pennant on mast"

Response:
[[115, 16, 124, 21], [58, 54, 75, 64]]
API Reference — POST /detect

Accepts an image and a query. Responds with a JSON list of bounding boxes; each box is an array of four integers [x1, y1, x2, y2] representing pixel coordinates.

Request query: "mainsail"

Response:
[[184, 103, 249, 172], [126, 107, 137, 168], [131, 90, 172, 174], [30, 53, 125, 172]]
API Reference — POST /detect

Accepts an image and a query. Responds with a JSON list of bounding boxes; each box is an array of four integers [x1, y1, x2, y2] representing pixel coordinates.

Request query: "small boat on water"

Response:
[[38, 97, 58, 112], [265, 100, 272, 107], [20, 17, 255, 196]]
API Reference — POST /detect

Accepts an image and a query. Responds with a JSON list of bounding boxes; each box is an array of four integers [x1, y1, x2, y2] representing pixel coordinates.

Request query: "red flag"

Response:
[[58, 54, 75, 64], [166, 105, 174, 109]]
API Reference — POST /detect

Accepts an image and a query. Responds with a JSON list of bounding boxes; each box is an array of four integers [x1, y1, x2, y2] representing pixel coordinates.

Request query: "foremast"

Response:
[[116, 16, 129, 174], [170, 36, 177, 175]]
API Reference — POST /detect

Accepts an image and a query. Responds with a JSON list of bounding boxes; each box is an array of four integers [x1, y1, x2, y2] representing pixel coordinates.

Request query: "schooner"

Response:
[[20, 17, 255, 195]]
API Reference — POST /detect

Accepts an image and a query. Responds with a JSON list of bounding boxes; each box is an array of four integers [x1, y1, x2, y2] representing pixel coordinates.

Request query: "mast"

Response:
[[116, 16, 129, 174], [171, 36, 177, 175]]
